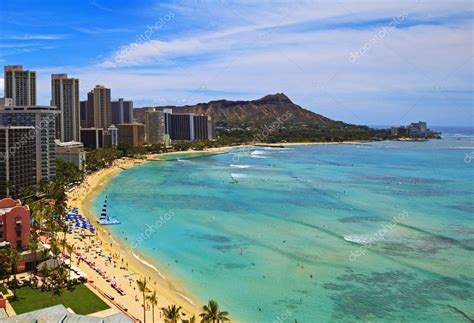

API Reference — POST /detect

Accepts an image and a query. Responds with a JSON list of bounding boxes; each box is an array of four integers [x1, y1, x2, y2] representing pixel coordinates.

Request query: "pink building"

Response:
[[0, 198, 31, 249]]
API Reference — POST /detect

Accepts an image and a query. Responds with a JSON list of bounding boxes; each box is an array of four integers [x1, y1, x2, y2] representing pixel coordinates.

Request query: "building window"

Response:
[[16, 230, 22, 237], [0, 221, 3, 228]]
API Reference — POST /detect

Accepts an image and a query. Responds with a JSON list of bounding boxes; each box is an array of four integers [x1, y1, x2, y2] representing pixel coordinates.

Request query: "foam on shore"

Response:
[[131, 251, 166, 280]]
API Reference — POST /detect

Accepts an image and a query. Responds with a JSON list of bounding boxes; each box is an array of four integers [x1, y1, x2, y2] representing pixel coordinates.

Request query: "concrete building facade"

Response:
[[4, 65, 36, 106], [55, 140, 86, 170], [111, 98, 133, 124], [51, 74, 80, 142], [117, 123, 145, 147], [86, 85, 111, 129], [0, 106, 59, 183], [0, 126, 36, 198], [80, 128, 104, 149]]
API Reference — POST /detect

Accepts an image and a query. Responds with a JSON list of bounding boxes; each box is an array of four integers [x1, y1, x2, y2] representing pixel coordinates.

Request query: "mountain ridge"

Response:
[[133, 93, 348, 128]]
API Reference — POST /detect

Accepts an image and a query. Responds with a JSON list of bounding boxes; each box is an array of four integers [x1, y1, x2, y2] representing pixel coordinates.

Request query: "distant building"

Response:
[[390, 126, 409, 136], [0, 198, 31, 249], [51, 74, 80, 142], [117, 123, 145, 147], [86, 85, 111, 129], [145, 108, 215, 144], [108, 124, 118, 147], [0, 126, 36, 198], [408, 121, 428, 137], [55, 140, 86, 170], [193, 115, 215, 141], [0, 106, 59, 183], [111, 98, 133, 124], [392, 121, 429, 138], [79, 100, 87, 128], [145, 108, 170, 144], [4, 65, 36, 106], [166, 113, 194, 141], [80, 128, 104, 149]]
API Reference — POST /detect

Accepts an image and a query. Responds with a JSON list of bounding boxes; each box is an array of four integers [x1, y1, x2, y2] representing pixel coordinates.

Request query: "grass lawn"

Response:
[[9, 284, 109, 315], [0, 284, 7, 294]]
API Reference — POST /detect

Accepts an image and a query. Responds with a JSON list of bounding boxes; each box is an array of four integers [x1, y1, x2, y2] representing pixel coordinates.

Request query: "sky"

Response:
[[0, 0, 472, 126]]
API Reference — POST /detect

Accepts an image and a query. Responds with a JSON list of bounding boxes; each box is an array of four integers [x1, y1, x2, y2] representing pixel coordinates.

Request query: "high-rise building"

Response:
[[145, 108, 170, 144], [4, 65, 36, 106], [193, 115, 212, 141], [51, 74, 80, 142], [165, 113, 195, 141], [87, 85, 111, 129], [117, 123, 145, 147], [207, 117, 215, 140], [0, 106, 59, 183], [80, 128, 104, 149], [0, 126, 36, 197], [111, 98, 133, 124]]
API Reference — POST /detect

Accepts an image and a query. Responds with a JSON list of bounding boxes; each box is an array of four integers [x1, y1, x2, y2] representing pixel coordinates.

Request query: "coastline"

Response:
[[67, 157, 205, 321], [65, 141, 365, 320]]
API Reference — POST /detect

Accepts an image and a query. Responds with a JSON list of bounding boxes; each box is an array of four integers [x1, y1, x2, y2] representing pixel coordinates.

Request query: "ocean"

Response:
[[94, 130, 474, 322]]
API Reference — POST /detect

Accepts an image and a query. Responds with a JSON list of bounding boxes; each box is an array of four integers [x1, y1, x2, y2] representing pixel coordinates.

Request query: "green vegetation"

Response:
[[85, 148, 123, 172], [8, 284, 109, 315], [215, 125, 394, 145], [200, 299, 230, 322]]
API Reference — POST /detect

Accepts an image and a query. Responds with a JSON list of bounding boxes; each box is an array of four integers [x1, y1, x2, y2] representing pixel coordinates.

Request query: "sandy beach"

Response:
[[66, 155, 211, 322]]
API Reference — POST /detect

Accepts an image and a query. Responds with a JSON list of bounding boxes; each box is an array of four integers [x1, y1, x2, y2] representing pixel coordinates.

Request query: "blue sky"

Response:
[[0, 0, 472, 126]]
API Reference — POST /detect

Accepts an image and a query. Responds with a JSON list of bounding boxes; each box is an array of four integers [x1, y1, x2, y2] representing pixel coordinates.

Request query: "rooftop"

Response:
[[55, 140, 84, 148], [0, 304, 132, 322]]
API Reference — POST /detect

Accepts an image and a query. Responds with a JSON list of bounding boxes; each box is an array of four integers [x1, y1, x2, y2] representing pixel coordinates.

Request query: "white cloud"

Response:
[[9, 34, 66, 40], [32, 0, 473, 126]]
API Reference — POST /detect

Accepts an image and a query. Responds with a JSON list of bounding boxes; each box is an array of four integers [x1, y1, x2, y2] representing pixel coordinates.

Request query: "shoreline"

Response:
[[65, 141, 367, 320], [67, 157, 205, 321]]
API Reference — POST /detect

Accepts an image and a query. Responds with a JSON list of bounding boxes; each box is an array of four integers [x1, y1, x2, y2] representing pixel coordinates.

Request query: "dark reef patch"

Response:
[[190, 233, 232, 243], [322, 270, 473, 321]]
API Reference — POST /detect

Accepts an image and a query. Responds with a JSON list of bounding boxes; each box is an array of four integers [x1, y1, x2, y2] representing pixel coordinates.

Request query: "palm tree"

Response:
[[136, 277, 148, 323], [200, 300, 230, 323], [182, 315, 196, 323], [9, 248, 20, 300], [161, 304, 182, 323], [28, 238, 39, 278], [146, 289, 158, 323], [39, 265, 50, 291]]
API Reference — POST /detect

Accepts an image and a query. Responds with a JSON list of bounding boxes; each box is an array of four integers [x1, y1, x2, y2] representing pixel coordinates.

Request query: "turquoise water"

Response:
[[94, 134, 474, 322]]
